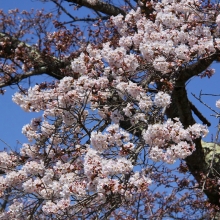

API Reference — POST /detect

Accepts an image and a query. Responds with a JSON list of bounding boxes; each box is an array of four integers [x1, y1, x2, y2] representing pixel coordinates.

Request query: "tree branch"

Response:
[[0, 33, 72, 87], [0, 66, 59, 88], [178, 55, 217, 83], [65, 0, 126, 16], [164, 56, 220, 206], [189, 101, 211, 127]]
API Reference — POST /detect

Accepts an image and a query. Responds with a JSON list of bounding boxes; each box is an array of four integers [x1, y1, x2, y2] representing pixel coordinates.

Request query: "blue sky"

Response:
[[0, 0, 61, 150], [0, 0, 89, 150], [187, 61, 220, 141], [0, 0, 220, 152]]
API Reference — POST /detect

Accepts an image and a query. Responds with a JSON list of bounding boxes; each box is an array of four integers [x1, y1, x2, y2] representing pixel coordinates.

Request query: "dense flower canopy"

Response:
[[1, 0, 220, 219]]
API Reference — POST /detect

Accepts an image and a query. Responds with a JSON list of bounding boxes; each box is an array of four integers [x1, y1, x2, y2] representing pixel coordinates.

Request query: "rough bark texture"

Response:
[[165, 56, 220, 206], [167, 85, 220, 206], [0, 33, 67, 88]]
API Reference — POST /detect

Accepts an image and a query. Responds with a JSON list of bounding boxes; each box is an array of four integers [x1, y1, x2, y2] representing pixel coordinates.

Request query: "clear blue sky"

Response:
[[0, 0, 220, 152]]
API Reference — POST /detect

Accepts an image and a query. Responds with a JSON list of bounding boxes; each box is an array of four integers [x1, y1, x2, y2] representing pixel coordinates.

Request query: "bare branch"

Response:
[[178, 55, 217, 84], [0, 67, 54, 88], [192, 93, 219, 115], [61, 16, 110, 25], [0, 33, 72, 87], [65, 0, 126, 16], [189, 101, 211, 127]]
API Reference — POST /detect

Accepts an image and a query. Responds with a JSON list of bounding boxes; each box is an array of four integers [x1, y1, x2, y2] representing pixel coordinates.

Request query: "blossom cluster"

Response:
[[143, 118, 208, 163], [90, 124, 130, 151], [216, 100, 220, 109], [105, 0, 219, 75], [1, 0, 218, 218]]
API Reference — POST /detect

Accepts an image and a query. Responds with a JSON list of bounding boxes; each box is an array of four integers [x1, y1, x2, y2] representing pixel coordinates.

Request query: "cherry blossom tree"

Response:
[[1, 0, 220, 219]]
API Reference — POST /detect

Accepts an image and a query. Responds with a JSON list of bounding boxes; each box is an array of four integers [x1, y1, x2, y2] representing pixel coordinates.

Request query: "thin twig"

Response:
[[191, 93, 219, 115], [0, 138, 13, 151]]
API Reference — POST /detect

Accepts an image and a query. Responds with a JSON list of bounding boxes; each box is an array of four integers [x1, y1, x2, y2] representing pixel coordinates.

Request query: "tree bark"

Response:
[[165, 58, 220, 206], [65, 0, 126, 16]]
